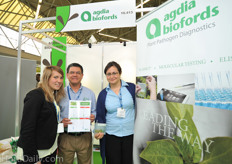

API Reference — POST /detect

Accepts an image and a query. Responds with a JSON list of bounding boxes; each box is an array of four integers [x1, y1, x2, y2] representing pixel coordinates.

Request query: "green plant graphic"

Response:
[[140, 139, 183, 164], [140, 102, 232, 164], [9, 138, 18, 163], [200, 137, 232, 164], [166, 103, 201, 163]]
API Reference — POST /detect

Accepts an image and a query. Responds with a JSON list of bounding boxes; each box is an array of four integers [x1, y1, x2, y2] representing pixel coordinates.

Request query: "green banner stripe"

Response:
[[56, 6, 70, 32], [52, 37, 66, 85]]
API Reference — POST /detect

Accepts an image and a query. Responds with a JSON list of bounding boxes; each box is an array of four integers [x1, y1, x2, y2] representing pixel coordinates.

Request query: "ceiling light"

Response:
[[88, 35, 97, 44]]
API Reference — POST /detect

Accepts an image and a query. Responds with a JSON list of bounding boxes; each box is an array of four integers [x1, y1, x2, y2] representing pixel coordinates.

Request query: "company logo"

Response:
[[81, 9, 117, 22], [146, 0, 219, 39], [81, 11, 91, 22], [146, 18, 161, 39], [56, 6, 79, 32]]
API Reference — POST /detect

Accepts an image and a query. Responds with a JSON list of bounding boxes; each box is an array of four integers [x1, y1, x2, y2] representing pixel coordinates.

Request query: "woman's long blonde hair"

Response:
[[38, 66, 65, 103]]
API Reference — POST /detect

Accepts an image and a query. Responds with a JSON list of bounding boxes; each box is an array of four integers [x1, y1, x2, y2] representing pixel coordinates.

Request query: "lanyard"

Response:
[[53, 100, 60, 123], [119, 87, 123, 109], [67, 86, 82, 100]]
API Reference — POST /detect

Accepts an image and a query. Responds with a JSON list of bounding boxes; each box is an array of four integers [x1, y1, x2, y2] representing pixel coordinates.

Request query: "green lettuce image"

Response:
[[140, 102, 232, 164]]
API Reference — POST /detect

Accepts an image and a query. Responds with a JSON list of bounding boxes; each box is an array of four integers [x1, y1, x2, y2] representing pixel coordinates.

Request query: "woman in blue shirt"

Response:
[[95, 61, 135, 164]]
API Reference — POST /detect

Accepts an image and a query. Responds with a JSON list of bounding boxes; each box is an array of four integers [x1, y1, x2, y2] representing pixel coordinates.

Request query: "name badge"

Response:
[[117, 108, 125, 118], [57, 123, 64, 133]]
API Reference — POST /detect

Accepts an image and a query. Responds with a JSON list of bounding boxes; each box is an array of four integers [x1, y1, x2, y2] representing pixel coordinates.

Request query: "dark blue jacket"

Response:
[[95, 82, 135, 164]]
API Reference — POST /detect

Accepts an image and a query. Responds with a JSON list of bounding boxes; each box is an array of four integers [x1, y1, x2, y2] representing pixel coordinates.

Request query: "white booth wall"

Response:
[[42, 42, 136, 98], [67, 42, 136, 97], [102, 43, 136, 88]]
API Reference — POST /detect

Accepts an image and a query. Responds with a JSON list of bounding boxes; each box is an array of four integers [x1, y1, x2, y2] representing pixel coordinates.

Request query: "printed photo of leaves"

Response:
[[139, 102, 232, 164]]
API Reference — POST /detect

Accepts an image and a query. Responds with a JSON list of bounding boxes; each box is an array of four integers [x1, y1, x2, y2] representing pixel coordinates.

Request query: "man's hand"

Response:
[[61, 118, 72, 127], [90, 114, 95, 123]]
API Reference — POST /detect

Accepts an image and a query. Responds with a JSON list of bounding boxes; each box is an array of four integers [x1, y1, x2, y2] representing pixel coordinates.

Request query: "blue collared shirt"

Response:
[[105, 80, 135, 137], [59, 84, 96, 121]]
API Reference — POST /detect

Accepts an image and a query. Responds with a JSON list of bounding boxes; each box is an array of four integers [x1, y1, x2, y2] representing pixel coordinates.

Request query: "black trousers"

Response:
[[17, 149, 57, 164], [105, 133, 133, 164]]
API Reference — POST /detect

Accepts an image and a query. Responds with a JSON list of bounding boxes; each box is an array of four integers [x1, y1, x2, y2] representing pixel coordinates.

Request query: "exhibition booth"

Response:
[[0, 0, 232, 164]]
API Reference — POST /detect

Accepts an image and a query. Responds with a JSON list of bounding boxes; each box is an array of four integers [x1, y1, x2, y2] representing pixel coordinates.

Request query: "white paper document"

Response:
[[68, 100, 91, 132], [57, 123, 64, 133]]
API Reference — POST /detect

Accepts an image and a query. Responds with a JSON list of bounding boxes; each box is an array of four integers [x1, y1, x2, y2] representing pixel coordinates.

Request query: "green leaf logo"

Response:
[[69, 13, 79, 21], [146, 18, 161, 39], [57, 16, 65, 26]]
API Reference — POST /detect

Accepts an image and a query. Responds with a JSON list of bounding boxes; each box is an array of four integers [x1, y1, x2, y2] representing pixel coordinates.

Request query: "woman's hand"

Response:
[[94, 132, 104, 140]]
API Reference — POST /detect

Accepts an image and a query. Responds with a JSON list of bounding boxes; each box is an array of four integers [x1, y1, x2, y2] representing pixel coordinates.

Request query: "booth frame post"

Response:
[[140, 0, 144, 17], [15, 17, 66, 137], [15, 21, 23, 136], [101, 45, 104, 90]]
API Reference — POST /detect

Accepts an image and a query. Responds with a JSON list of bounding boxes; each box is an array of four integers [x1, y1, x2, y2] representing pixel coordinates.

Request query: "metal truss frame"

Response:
[[15, 16, 67, 136]]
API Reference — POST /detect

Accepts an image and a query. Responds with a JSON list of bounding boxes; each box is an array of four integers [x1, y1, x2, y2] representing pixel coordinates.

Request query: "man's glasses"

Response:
[[69, 71, 82, 75], [106, 72, 119, 77]]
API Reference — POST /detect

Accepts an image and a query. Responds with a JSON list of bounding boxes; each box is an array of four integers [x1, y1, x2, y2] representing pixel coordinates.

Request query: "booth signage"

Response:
[[134, 0, 232, 163], [146, 0, 219, 39], [56, 0, 135, 32], [137, 0, 231, 75]]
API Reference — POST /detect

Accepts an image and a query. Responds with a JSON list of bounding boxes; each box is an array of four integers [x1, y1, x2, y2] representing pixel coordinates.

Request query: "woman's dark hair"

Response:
[[104, 61, 122, 75], [67, 63, 83, 74]]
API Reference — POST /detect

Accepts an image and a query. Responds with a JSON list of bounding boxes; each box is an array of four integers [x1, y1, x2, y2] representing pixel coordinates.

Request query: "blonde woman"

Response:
[[17, 66, 65, 164]]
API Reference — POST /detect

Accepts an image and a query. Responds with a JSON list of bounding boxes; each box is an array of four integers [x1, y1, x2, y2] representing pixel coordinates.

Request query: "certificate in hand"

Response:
[[68, 100, 91, 132]]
